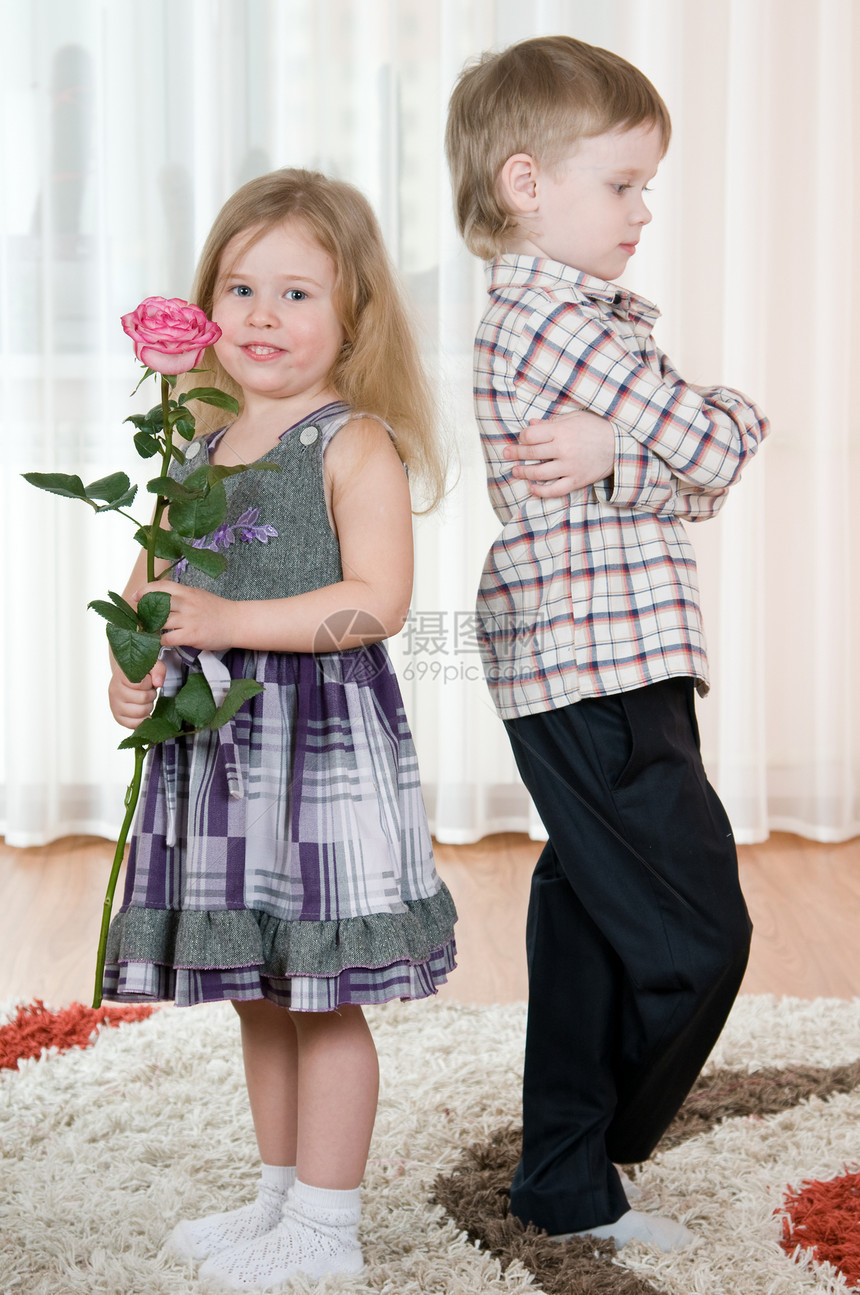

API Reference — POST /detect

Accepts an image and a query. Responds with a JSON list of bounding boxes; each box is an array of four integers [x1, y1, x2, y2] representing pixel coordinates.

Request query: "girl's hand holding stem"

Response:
[[109, 659, 167, 730], [134, 580, 239, 652], [108, 583, 242, 728], [108, 578, 237, 728]]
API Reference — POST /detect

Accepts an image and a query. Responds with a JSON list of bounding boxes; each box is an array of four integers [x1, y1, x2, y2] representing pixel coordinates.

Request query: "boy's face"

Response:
[[508, 122, 664, 281]]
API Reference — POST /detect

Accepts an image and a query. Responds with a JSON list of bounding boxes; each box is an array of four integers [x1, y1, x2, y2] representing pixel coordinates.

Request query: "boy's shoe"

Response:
[[553, 1208, 693, 1252]]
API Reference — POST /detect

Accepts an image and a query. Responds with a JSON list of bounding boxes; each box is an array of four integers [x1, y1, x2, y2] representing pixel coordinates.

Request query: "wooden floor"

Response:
[[1, 831, 859, 1007]]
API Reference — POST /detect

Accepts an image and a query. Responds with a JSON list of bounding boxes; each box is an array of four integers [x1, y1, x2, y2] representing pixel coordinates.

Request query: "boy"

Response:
[[445, 36, 768, 1250]]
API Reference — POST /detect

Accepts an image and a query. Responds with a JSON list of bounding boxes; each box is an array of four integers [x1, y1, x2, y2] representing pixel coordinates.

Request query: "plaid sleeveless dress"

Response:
[[102, 403, 456, 1011]]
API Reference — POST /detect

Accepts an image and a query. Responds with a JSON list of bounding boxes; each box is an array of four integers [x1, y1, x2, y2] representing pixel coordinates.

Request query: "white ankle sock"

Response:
[[554, 1208, 693, 1252], [166, 1163, 295, 1262], [260, 1163, 295, 1193], [199, 1177, 364, 1289]]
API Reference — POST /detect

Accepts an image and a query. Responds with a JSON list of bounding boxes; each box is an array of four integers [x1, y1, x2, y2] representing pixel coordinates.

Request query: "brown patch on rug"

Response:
[[433, 1126, 669, 1295], [653, 1060, 860, 1153], [434, 1061, 860, 1295]]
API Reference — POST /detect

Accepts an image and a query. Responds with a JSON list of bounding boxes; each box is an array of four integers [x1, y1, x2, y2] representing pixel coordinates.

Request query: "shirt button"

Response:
[[299, 425, 320, 445]]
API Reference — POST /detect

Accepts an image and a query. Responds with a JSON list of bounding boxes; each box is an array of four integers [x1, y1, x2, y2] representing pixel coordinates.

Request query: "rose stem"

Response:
[[94, 372, 175, 1005], [147, 374, 176, 581], [92, 745, 146, 1008]]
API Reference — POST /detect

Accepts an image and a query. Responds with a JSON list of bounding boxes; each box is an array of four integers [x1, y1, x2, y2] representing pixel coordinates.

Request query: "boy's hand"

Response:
[[503, 410, 615, 497], [109, 659, 166, 730]]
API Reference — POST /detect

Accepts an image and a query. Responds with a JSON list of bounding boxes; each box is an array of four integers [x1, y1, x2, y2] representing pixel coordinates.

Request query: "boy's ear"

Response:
[[499, 154, 540, 214]]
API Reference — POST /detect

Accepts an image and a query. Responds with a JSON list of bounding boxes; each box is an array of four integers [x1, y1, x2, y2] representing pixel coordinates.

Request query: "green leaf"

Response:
[[130, 366, 158, 396], [106, 625, 162, 684], [210, 678, 264, 729], [88, 598, 138, 631], [204, 463, 252, 482], [133, 430, 161, 458], [95, 484, 138, 513], [133, 525, 185, 560], [174, 673, 217, 727], [118, 712, 183, 750], [137, 590, 171, 634], [181, 464, 211, 492], [180, 387, 240, 414], [179, 543, 227, 578], [146, 475, 199, 501], [85, 473, 131, 504], [125, 413, 153, 430], [169, 479, 227, 538], [151, 694, 179, 727], [206, 461, 281, 484], [145, 403, 166, 432], [109, 590, 140, 620], [170, 443, 186, 465], [22, 472, 90, 503], [173, 417, 196, 441]]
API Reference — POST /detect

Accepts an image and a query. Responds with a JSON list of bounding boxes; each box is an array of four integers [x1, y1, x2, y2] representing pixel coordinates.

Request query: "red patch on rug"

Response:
[[778, 1168, 860, 1287], [0, 999, 155, 1070]]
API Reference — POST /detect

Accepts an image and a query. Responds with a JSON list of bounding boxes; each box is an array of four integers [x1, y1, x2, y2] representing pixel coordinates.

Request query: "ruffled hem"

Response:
[[101, 940, 457, 1012], [102, 885, 457, 1010], [106, 884, 456, 975]]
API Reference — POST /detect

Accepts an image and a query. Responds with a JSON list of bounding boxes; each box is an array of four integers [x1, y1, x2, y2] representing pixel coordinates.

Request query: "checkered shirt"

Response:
[[474, 256, 769, 719]]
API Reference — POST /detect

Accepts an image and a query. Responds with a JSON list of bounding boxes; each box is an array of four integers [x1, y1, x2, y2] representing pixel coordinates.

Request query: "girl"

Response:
[[105, 169, 456, 1291]]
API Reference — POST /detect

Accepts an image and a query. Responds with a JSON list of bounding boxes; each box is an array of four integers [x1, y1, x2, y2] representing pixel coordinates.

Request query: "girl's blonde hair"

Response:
[[446, 35, 672, 260], [188, 168, 445, 511]]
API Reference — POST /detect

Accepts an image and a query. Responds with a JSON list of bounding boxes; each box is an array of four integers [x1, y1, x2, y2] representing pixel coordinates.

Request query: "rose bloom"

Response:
[[121, 296, 221, 375]]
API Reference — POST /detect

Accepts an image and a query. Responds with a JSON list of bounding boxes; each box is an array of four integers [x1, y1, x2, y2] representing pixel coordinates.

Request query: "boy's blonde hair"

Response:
[[445, 35, 671, 260], [188, 168, 445, 511]]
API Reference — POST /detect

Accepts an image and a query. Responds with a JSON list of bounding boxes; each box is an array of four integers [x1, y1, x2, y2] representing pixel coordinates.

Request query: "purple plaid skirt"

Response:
[[102, 644, 456, 1011]]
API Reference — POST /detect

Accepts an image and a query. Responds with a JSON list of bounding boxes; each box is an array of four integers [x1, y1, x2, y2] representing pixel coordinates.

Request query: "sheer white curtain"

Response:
[[1, 0, 857, 847]]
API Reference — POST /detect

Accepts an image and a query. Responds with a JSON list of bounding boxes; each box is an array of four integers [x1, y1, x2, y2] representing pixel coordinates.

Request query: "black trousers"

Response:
[[504, 678, 751, 1235]]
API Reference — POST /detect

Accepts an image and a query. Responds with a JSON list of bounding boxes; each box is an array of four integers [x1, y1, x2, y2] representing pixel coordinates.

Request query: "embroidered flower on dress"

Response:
[[234, 508, 279, 545], [175, 508, 278, 574]]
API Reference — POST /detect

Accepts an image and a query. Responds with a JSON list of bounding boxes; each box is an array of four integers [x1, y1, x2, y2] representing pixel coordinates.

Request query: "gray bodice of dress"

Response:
[[168, 402, 347, 601]]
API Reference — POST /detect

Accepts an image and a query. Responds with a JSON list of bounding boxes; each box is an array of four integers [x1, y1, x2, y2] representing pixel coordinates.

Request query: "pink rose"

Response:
[[121, 296, 221, 375]]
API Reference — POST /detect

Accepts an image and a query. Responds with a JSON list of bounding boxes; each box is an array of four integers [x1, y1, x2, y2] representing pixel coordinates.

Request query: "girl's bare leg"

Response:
[[198, 1003, 377, 1284], [290, 1004, 379, 1189], [232, 997, 299, 1165], [166, 999, 297, 1262]]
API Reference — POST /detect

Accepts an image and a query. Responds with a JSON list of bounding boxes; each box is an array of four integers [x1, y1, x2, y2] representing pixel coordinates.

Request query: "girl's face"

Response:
[[211, 219, 345, 412]]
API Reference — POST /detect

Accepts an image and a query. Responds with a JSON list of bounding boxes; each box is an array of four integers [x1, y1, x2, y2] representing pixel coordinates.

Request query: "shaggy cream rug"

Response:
[[2, 995, 860, 1294]]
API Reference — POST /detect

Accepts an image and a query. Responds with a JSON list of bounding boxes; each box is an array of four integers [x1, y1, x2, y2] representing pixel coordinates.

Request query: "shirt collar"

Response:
[[487, 254, 661, 327]]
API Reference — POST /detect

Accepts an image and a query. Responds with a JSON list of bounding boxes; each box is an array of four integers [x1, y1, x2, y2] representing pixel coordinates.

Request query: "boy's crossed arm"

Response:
[[505, 307, 768, 510], [503, 409, 614, 496], [504, 409, 729, 521]]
